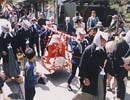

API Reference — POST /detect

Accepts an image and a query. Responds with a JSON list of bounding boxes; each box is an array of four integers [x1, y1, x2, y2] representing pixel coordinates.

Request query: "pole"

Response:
[[55, 0, 58, 25], [42, 0, 44, 13], [33, 0, 38, 18]]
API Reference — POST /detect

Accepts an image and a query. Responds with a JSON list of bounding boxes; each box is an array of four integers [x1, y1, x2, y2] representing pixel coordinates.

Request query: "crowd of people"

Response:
[[0, 5, 130, 100]]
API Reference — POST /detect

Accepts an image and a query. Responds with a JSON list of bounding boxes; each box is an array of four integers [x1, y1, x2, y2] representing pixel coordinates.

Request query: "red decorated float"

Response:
[[41, 26, 73, 74]]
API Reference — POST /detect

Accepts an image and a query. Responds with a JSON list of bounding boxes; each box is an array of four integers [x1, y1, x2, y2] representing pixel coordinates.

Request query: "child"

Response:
[[24, 48, 40, 100], [16, 48, 25, 75]]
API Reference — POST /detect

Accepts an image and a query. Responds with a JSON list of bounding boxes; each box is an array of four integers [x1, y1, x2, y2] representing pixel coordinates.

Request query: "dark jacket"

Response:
[[79, 43, 107, 96], [16, 27, 32, 52], [85, 35, 94, 45], [113, 39, 129, 79], [65, 22, 74, 35], [0, 31, 15, 63], [69, 39, 88, 65], [30, 24, 41, 44]]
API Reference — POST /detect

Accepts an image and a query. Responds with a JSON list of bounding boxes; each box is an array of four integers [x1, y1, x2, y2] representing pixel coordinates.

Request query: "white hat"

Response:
[[77, 28, 86, 35], [0, 19, 12, 32], [93, 31, 108, 49], [96, 21, 103, 27], [100, 31, 108, 41], [31, 17, 37, 21], [22, 20, 31, 28]]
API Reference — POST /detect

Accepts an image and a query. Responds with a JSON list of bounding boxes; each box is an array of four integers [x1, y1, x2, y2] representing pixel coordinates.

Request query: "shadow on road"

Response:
[[44, 69, 80, 93], [6, 80, 24, 100], [125, 92, 130, 100], [45, 69, 70, 86], [45, 70, 79, 84]]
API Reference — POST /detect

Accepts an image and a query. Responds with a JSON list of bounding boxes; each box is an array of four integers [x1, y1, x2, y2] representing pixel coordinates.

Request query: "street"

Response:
[[34, 61, 130, 100], [1, 60, 130, 100]]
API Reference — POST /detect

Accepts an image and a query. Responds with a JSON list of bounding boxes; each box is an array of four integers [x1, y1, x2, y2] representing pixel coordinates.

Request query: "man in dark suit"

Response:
[[65, 17, 74, 35], [75, 32, 108, 100], [16, 20, 32, 53], [30, 17, 41, 56]]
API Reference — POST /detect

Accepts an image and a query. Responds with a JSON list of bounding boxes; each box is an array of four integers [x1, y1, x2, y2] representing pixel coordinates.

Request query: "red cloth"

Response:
[[46, 42, 65, 63]]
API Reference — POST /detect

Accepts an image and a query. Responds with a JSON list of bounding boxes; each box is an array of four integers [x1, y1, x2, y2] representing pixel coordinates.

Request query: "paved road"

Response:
[[1, 60, 130, 100], [34, 61, 130, 100]]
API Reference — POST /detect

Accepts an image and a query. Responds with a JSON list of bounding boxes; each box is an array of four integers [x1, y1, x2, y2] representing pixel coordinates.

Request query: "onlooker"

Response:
[[85, 27, 97, 44], [72, 11, 81, 24], [96, 21, 104, 31], [49, 16, 57, 30], [109, 15, 118, 32], [9, 11, 18, 27], [86, 10, 99, 29], [20, 12, 29, 22], [65, 17, 74, 35]]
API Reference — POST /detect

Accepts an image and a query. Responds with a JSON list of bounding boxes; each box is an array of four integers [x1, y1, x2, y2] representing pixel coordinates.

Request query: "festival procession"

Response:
[[0, 0, 130, 100]]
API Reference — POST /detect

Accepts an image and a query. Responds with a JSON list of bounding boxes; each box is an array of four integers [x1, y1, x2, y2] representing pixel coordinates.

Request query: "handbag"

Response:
[[38, 77, 46, 85]]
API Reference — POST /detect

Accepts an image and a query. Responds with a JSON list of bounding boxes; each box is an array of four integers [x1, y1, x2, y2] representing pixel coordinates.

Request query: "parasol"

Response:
[[8, 44, 20, 77]]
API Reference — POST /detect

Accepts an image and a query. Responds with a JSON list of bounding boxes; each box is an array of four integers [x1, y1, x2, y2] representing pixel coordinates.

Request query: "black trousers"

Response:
[[116, 78, 126, 100], [68, 63, 78, 84], [40, 40, 46, 56], [25, 87, 36, 100]]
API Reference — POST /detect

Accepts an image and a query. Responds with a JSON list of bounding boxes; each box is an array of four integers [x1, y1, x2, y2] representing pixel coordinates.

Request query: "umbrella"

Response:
[[8, 44, 20, 77]]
